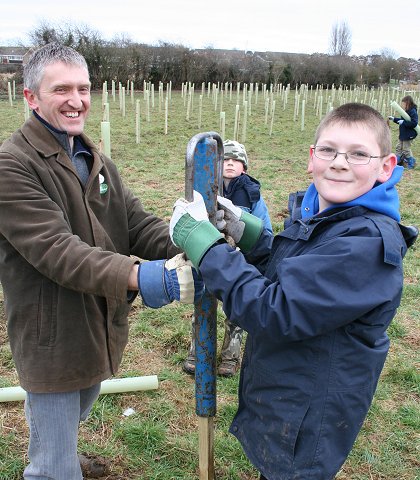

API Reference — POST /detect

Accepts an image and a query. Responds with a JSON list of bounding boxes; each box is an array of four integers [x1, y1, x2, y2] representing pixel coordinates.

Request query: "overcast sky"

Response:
[[2, 0, 418, 59]]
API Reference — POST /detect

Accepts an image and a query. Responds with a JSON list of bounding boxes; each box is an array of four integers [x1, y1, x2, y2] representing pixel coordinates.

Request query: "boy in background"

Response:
[[183, 140, 272, 377], [170, 104, 417, 479]]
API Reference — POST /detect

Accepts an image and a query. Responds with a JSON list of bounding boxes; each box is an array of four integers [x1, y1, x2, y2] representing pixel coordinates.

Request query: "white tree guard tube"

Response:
[[0, 375, 159, 402], [390, 101, 420, 135]]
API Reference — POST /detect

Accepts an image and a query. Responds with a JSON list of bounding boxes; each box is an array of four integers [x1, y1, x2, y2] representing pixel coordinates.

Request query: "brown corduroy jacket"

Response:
[[0, 115, 178, 392]]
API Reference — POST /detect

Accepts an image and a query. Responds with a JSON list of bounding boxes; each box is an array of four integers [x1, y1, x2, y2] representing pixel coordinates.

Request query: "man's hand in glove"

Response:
[[138, 253, 204, 308]]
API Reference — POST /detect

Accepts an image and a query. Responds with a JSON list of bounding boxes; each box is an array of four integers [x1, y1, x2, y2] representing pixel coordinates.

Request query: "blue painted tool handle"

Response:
[[185, 132, 223, 418]]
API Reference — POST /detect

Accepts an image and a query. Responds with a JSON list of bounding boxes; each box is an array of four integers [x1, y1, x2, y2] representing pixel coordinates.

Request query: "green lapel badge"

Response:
[[99, 173, 108, 194]]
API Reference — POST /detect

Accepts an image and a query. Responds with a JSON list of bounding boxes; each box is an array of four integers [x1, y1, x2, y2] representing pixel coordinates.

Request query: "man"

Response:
[[0, 43, 202, 480]]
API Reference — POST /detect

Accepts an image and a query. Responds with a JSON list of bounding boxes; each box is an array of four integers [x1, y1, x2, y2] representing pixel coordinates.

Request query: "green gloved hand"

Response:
[[216, 195, 263, 252], [170, 190, 223, 269]]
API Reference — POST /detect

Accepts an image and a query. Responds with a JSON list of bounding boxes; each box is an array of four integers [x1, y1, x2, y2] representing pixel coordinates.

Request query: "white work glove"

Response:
[[388, 116, 394, 121], [170, 191, 223, 269]]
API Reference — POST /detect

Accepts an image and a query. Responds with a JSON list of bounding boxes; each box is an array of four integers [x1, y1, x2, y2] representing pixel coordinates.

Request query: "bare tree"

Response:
[[329, 21, 352, 56]]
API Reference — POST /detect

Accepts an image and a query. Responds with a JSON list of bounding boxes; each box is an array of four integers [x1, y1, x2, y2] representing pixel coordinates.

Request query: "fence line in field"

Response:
[[6, 80, 419, 159], [120, 82, 416, 154]]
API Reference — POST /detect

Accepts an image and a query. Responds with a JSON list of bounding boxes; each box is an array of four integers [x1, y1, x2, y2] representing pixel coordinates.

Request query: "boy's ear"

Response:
[[377, 153, 397, 183], [307, 146, 315, 173]]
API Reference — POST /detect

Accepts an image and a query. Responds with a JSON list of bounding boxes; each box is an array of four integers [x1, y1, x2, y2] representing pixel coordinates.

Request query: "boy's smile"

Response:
[[308, 123, 396, 212]]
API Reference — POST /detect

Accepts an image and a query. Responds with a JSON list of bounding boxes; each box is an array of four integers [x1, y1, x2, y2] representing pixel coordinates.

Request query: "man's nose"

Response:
[[67, 90, 83, 108]]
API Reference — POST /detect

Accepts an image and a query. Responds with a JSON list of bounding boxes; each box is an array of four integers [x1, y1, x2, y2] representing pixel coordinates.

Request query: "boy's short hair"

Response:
[[223, 140, 248, 170], [315, 103, 392, 156]]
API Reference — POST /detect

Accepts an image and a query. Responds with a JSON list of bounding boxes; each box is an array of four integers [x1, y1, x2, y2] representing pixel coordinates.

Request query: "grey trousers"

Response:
[[23, 383, 101, 480], [396, 139, 414, 160]]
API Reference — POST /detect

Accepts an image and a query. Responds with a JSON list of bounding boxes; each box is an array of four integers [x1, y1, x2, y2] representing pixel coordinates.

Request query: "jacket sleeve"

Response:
[[251, 196, 273, 233], [123, 184, 180, 260], [199, 234, 402, 343]]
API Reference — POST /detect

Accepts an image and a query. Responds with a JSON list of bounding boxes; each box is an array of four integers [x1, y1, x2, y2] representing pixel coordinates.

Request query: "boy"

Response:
[[183, 140, 272, 377], [170, 103, 417, 479]]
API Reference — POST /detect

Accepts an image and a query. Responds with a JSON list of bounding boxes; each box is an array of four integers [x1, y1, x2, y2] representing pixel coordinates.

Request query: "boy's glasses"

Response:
[[313, 146, 386, 165]]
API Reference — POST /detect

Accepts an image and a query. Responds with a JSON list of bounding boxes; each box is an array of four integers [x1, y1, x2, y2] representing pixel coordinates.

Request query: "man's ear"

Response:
[[307, 146, 315, 173], [23, 88, 38, 111], [377, 153, 397, 183]]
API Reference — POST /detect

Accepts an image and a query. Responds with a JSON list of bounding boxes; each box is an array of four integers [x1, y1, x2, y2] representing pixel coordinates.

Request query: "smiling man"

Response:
[[24, 58, 91, 143], [0, 43, 203, 480]]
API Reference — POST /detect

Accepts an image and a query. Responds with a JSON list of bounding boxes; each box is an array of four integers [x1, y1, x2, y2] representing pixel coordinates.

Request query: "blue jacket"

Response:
[[224, 173, 273, 233], [199, 170, 415, 479], [393, 106, 418, 141]]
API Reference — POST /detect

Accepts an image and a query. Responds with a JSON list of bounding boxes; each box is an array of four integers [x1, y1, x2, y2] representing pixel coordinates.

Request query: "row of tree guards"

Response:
[[6, 79, 418, 159]]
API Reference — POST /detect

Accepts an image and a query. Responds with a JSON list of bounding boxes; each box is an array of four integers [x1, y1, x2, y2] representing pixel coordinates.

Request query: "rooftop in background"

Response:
[[0, 46, 31, 64]]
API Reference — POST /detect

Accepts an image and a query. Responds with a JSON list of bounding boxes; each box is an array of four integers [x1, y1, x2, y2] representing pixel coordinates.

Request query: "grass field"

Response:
[[0, 85, 419, 479]]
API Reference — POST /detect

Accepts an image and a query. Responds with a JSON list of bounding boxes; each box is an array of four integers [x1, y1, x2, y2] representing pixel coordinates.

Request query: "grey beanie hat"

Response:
[[223, 139, 248, 170]]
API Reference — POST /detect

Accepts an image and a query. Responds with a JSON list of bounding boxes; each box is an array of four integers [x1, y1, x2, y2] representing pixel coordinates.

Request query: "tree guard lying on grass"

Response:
[[0, 375, 159, 402]]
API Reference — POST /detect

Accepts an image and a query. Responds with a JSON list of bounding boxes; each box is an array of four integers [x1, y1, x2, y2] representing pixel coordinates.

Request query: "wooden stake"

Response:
[[198, 416, 215, 480]]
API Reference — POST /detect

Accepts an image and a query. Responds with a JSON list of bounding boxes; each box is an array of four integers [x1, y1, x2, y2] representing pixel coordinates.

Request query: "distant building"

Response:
[[0, 46, 30, 65]]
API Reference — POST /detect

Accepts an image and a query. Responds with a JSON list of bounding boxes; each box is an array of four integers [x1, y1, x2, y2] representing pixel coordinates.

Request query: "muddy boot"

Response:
[[78, 453, 110, 479], [183, 315, 196, 375], [218, 319, 243, 377]]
